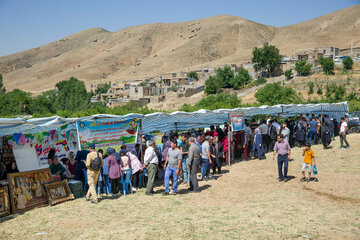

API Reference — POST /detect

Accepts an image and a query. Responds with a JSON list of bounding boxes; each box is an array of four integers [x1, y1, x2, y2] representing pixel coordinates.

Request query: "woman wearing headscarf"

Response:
[[321, 122, 332, 149], [67, 151, 77, 175], [295, 117, 306, 147], [222, 136, 229, 165], [106, 147, 121, 196], [128, 150, 142, 191], [161, 141, 171, 168], [74, 150, 89, 182], [252, 128, 265, 160], [210, 136, 223, 174]]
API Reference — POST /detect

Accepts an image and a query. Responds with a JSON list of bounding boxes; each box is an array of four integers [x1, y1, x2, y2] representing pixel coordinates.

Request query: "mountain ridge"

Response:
[[1, 4, 359, 93]]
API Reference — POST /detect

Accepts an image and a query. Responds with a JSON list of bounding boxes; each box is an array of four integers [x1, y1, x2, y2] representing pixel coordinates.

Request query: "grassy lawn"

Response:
[[1, 134, 360, 240]]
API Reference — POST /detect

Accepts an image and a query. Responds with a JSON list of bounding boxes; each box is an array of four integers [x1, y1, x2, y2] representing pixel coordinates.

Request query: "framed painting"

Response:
[[8, 168, 52, 213], [43, 180, 74, 206], [0, 186, 11, 217]]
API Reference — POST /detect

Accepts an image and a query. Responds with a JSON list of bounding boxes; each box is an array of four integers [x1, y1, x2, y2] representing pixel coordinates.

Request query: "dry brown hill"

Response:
[[0, 5, 359, 93]]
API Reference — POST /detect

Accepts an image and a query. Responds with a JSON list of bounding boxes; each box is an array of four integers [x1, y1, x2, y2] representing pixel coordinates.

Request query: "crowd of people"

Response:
[[45, 113, 351, 203]]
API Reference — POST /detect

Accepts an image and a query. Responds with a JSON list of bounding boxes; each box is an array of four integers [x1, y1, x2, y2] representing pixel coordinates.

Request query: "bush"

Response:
[[180, 93, 241, 112], [316, 83, 323, 95], [138, 81, 148, 87], [284, 69, 293, 80], [230, 68, 252, 89], [255, 77, 267, 85], [170, 85, 178, 92], [343, 57, 354, 70], [254, 82, 301, 105], [216, 66, 234, 88], [295, 60, 312, 76], [205, 76, 222, 95], [319, 57, 334, 75], [308, 82, 314, 94], [187, 71, 199, 80]]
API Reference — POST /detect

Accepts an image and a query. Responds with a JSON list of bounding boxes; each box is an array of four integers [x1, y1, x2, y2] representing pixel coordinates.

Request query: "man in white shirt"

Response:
[[266, 116, 272, 125], [272, 119, 281, 134], [339, 117, 350, 149], [143, 140, 159, 195], [280, 122, 290, 143]]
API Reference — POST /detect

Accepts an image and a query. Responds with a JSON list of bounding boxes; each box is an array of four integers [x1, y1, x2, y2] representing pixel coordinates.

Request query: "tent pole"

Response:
[[228, 113, 231, 167], [140, 119, 144, 163], [75, 121, 81, 151]]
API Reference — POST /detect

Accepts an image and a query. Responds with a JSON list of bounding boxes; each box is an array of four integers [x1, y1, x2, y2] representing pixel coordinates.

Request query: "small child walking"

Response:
[[301, 143, 315, 182]]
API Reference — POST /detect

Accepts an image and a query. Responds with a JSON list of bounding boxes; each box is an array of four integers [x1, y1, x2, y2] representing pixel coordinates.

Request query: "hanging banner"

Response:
[[230, 113, 245, 131], [35, 140, 71, 166], [76, 118, 140, 150]]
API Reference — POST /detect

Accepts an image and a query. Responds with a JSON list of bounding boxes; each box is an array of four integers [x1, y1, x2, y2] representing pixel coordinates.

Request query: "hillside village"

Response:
[[88, 45, 360, 110]]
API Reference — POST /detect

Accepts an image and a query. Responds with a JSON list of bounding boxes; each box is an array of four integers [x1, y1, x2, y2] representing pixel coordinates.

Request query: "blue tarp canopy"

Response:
[[0, 102, 349, 136]]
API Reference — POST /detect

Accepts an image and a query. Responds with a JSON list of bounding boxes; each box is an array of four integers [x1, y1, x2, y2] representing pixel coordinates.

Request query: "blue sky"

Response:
[[0, 0, 359, 56]]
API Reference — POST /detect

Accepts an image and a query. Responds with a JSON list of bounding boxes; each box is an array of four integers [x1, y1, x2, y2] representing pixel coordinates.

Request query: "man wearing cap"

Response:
[[85, 143, 103, 203], [142, 140, 159, 196]]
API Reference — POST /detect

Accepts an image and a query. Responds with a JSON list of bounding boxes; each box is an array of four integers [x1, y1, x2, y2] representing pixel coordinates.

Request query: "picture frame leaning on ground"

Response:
[[8, 168, 52, 213], [43, 180, 74, 206], [0, 186, 11, 217]]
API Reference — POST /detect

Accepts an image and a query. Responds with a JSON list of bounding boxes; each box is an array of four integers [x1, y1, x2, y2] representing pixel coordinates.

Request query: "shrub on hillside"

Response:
[[319, 57, 334, 75], [255, 77, 267, 85], [254, 82, 301, 105], [343, 56, 354, 70], [308, 82, 314, 94], [284, 69, 293, 80], [295, 60, 312, 76]]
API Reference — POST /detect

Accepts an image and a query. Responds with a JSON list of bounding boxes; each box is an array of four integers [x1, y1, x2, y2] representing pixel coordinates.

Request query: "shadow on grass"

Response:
[[176, 184, 211, 195], [285, 175, 296, 182], [0, 214, 17, 223]]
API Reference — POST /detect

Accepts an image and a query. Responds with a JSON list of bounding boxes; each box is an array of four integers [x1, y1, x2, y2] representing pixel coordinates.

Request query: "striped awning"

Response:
[[0, 102, 349, 136]]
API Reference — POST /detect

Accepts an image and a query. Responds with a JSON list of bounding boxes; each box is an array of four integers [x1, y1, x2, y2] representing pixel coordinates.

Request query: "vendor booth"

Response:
[[0, 101, 349, 216]]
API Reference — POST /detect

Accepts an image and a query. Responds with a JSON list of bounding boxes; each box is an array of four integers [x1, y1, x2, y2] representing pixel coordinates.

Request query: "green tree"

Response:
[[230, 68, 252, 89], [284, 69, 293, 80], [295, 60, 312, 76], [187, 71, 199, 80], [205, 76, 222, 94], [254, 82, 301, 105], [343, 56, 354, 70], [319, 57, 334, 75], [30, 90, 57, 115], [216, 66, 234, 88], [0, 89, 33, 115], [252, 42, 282, 77], [0, 74, 6, 94], [95, 82, 111, 94], [55, 77, 90, 112], [308, 82, 314, 94]]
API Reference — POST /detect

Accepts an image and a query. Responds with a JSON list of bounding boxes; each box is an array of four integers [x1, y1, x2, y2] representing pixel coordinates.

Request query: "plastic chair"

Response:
[[83, 170, 88, 196], [138, 168, 147, 188], [120, 169, 133, 196]]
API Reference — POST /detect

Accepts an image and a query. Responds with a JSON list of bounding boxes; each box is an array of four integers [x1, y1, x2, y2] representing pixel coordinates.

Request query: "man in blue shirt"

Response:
[[308, 118, 319, 145]]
